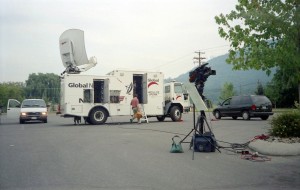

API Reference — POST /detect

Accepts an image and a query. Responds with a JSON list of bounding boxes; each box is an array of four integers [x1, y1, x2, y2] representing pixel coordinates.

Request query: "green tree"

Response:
[[215, 0, 300, 103], [25, 73, 60, 104], [255, 81, 264, 95], [0, 82, 25, 111], [265, 68, 298, 107], [219, 82, 235, 101]]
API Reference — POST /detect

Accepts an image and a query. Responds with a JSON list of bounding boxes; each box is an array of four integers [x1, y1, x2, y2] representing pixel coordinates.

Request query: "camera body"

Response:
[[189, 63, 216, 100], [189, 63, 216, 83]]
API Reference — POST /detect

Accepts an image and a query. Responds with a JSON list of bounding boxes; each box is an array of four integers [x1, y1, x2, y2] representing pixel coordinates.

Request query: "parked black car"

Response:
[[213, 95, 273, 120]]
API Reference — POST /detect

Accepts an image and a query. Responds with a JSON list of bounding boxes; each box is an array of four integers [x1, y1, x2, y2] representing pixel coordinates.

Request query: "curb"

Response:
[[249, 140, 300, 156]]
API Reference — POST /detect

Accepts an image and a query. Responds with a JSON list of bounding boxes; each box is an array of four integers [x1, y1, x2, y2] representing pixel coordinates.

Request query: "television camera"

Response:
[[189, 63, 216, 100], [180, 63, 219, 157]]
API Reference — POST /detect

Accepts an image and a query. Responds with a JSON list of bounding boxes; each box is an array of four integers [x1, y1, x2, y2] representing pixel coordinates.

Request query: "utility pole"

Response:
[[194, 51, 206, 66]]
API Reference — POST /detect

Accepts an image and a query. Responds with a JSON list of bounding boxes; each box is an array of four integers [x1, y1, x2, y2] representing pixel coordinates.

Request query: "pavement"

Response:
[[248, 140, 300, 156]]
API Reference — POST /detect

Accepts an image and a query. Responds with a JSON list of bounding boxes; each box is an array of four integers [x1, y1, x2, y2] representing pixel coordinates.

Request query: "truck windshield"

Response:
[[174, 83, 183, 93]]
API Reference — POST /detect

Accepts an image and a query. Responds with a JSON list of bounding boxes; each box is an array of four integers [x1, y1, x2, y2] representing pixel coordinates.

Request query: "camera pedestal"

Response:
[[180, 104, 220, 160]]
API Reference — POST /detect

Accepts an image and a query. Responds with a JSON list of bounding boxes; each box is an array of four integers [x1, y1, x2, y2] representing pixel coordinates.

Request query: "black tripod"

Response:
[[180, 104, 220, 159]]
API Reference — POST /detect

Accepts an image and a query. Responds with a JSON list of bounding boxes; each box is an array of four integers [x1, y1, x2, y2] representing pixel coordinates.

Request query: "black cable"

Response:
[[116, 125, 190, 137], [216, 139, 250, 151]]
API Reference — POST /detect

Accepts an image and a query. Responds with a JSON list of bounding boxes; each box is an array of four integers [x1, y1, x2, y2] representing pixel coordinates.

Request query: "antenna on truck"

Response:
[[59, 29, 97, 74]]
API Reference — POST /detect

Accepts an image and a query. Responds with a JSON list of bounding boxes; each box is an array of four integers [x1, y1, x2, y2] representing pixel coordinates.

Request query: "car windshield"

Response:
[[22, 100, 46, 108], [252, 96, 271, 105]]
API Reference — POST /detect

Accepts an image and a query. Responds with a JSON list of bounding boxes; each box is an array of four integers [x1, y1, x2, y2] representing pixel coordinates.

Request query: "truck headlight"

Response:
[[21, 112, 27, 116], [41, 112, 47, 115]]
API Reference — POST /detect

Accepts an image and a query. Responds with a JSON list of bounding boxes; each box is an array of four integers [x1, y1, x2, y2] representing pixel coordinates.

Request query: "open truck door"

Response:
[[7, 99, 21, 119]]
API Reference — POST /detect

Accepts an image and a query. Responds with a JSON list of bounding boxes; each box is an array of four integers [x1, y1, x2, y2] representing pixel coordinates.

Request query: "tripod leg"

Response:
[[180, 129, 194, 143]]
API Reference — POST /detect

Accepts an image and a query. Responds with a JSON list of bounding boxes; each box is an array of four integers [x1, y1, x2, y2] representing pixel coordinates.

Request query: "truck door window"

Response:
[[174, 84, 183, 93], [110, 90, 121, 103], [165, 85, 170, 93], [83, 89, 92, 103]]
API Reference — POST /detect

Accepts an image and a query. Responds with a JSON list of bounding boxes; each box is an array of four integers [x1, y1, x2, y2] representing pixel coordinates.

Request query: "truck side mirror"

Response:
[[183, 93, 189, 100]]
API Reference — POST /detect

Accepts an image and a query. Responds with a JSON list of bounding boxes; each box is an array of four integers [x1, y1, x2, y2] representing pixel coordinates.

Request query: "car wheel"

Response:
[[242, 111, 250, 120], [232, 116, 237, 120], [170, 106, 182, 121], [43, 119, 47, 123], [261, 116, 269, 120], [19, 119, 25, 124], [214, 110, 221, 119], [157, 116, 165, 122], [89, 107, 108, 125]]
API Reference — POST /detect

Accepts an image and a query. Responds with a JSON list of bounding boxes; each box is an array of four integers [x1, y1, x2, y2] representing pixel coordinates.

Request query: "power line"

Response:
[[151, 52, 194, 70], [151, 44, 229, 70]]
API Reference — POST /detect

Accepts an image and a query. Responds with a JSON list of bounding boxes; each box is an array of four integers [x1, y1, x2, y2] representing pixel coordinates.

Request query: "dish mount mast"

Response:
[[59, 29, 97, 74]]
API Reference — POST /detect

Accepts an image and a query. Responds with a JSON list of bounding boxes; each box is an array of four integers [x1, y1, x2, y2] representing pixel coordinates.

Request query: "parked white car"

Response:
[[7, 99, 48, 124]]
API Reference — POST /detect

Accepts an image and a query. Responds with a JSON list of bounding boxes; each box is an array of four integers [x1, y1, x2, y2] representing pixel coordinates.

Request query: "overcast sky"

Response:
[[0, 0, 237, 82]]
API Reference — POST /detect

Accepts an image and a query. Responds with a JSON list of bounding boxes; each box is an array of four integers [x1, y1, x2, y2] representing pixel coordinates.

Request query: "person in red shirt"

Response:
[[130, 94, 141, 123]]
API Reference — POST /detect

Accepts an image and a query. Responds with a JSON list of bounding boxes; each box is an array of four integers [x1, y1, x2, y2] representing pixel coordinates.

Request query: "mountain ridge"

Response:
[[167, 54, 274, 103]]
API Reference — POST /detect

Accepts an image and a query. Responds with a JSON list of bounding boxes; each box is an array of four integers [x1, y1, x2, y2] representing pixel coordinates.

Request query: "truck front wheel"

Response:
[[170, 106, 182, 122], [89, 107, 108, 125]]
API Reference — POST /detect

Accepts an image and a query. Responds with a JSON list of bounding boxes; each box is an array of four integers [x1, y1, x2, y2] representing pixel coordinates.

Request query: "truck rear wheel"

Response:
[[170, 106, 182, 122], [89, 107, 108, 125]]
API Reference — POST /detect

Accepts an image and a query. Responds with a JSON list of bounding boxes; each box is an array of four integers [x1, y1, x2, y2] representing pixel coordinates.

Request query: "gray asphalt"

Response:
[[0, 113, 299, 190]]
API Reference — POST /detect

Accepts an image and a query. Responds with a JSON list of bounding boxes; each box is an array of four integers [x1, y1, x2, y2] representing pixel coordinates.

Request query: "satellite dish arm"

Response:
[[77, 56, 97, 72]]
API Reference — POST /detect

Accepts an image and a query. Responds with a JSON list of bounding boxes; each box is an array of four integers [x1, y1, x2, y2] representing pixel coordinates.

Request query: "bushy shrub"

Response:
[[270, 111, 300, 138]]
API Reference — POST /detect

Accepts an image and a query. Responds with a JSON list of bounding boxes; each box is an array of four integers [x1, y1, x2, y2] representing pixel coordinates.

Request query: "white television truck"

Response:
[[58, 29, 190, 124]]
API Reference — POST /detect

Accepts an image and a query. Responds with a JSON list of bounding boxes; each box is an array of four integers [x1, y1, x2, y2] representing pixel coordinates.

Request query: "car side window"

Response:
[[241, 96, 251, 104], [222, 98, 231, 106], [230, 97, 240, 105], [9, 99, 20, 108]]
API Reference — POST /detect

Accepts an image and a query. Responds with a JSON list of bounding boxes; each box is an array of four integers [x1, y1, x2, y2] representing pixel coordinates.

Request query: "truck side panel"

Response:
[[60, 71, 164, 118]]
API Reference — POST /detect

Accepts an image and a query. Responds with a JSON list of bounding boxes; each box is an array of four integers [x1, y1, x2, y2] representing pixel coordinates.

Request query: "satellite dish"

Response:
[[59, 29, 97, 74]]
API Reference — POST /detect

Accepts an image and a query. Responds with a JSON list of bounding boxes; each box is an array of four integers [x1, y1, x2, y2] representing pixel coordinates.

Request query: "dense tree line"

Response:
[[25, 73, 60, 103], [0, 73, 60, 112], [0, 82, 25, 110], [217, 78, 298, 108]]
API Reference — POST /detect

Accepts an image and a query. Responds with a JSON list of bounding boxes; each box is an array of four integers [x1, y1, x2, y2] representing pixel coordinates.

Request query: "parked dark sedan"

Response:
[[213, 95, 273, 120]]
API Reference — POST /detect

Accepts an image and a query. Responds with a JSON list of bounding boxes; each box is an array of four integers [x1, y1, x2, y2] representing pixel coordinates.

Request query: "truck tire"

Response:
[[170, 106, 182, 122], [89, 107, 108, 125], [156, 116, 165, 122]]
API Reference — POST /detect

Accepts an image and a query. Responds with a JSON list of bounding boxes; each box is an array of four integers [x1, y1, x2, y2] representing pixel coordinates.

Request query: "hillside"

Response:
[[168, 54, 275, 103]]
